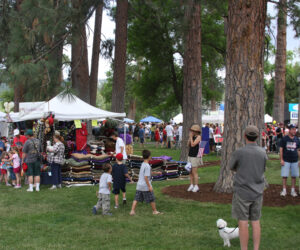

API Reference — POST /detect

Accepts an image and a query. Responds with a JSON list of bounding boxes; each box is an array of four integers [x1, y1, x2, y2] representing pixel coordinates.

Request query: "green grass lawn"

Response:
[[0, 144, 299, 249]]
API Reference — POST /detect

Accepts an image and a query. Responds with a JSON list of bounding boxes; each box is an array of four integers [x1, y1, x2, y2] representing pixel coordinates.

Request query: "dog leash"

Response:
[[218, 226, 239, 234]]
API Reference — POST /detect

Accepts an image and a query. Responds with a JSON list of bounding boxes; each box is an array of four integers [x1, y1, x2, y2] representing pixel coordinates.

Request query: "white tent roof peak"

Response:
[[16, 93, 126, 121]]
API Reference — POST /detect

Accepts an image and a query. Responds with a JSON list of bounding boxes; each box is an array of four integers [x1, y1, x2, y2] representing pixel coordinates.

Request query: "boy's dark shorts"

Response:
[[232, 192, 263, 221], [134, 190, 155, 203], [113, 185, 126, 195]]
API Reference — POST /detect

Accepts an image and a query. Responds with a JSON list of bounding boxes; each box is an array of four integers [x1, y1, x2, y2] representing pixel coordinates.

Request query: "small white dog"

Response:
[[216, 219, 239, 247]]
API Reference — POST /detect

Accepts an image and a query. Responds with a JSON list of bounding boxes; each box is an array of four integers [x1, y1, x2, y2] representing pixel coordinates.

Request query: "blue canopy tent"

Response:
[[140, 116, 162, 123], [124, 118, 134, 123]]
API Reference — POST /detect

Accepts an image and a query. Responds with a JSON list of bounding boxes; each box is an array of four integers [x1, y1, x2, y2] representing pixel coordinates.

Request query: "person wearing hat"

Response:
[[187, 124, 202, 193], [12, 129, 27, 149], [112, 153, 133, 208], [230, 125, 267, 250], [279, 124, 300, 197], [22, 129, 41, 192]]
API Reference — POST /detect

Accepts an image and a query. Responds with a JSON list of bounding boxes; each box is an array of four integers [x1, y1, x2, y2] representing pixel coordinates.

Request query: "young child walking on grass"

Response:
[[130, 149, 163, 216], [9, 148, 21, 188], [1, 152, 13, 186], [112, 153, 133, 209], [92, 163, 113, 216]]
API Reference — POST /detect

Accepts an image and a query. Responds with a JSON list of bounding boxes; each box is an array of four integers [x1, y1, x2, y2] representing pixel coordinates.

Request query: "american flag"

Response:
[[197, 141, 207, 158]]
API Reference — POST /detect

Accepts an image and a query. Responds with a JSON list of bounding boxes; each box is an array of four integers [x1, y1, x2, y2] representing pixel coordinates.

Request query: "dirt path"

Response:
[[162, 183, 300, 207]]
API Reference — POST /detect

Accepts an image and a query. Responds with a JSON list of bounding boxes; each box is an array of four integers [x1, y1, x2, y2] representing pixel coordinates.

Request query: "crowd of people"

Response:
[[131, 122, 183, 149], [1, 119, 299, 250], [0, 128, 65, 192]]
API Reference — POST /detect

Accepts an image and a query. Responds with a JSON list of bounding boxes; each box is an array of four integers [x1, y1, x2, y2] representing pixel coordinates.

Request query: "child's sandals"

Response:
[[153, 211, 163, 215]]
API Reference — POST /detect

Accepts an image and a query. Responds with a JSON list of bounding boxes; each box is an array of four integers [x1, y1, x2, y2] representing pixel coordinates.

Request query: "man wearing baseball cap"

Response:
[[279, 124, 300, 197], [230, 125, 268, 250], [22, 129, 41, 192]]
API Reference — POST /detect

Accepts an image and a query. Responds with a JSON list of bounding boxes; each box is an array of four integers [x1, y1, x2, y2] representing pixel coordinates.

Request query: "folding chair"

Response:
[[214, 135, 223, 156]]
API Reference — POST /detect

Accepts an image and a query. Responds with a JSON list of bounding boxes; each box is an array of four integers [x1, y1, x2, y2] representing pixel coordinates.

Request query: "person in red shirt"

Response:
[[12, 129, 27, 148]]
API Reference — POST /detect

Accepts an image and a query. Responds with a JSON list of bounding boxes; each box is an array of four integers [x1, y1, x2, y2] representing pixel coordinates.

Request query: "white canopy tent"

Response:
[[264, 114, 273, 123], [15, 93, 126, 122], [202, 112, 224, 124], [172, 113, 183, 124], [0, 111, 6, 122], [172, 112, 225, 124]]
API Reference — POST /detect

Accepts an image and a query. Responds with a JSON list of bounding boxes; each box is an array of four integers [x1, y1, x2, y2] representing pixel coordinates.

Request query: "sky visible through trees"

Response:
[[76, 2, 299, 81]]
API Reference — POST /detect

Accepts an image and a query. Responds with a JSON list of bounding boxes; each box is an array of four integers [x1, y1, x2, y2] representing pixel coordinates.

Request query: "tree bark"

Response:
[[180, 0, 202, 161], [13, 0, 25, 112], [213, 0, 267, 193], [14, 84, 24, 112], [127, 98, 136, 120], [71, 22, 90, 103], [111, 0, 128, 113], [273, 0, 287, 123], [89, 1, 103, 106], [211, 98, 216, 111]]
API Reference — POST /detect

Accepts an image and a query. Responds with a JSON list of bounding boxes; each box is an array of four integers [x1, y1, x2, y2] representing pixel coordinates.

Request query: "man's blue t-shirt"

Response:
[[138, 128, 145, 138], [280, 135, 300, 163], [0, 141, 5, 157]]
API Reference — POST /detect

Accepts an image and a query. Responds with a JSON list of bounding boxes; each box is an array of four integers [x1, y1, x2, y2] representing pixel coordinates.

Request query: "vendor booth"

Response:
[[10, 93, 127, 186]]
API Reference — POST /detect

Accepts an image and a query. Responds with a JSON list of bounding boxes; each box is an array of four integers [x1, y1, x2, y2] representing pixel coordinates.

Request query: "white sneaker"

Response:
[[192, 185, 199, 192], [280, 189, 287, 197], [187, 185, 194, 192], [57, 184, 62, 189], [27, 188, 33, 192], [291, 190, 298, 197], [49, 186, 57, 190]]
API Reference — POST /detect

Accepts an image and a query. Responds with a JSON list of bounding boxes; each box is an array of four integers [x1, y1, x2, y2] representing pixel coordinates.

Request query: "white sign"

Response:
[[290, 111, 298, 120]]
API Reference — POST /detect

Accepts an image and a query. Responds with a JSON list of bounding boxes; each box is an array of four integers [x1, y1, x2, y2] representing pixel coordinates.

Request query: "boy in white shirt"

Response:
[[130, 150, 162, 215], [92, 163, 112, 216]]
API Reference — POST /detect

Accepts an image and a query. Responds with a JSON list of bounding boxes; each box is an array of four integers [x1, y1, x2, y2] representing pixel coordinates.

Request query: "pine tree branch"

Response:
[[32, 4, 98, 64]]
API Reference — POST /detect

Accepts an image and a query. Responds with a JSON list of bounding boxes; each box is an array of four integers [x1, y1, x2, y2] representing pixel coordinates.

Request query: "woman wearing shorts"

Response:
[[187, 124, 202, 193]]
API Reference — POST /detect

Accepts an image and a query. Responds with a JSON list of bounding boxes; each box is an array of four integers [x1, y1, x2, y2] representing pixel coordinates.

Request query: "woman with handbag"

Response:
[[47, 134, 65, 190], [187, 124, 202, 193]]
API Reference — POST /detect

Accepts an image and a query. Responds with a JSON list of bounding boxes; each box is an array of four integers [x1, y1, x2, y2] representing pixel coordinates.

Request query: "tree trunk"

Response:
[[111, 0, 128, 113], [211, 98, 216, 111], [273, 0, 287, 123], [127, 98, 136, 120], [13, 0, 25, 112], [180, 0, 202, 161], [89, 1, 103, 106], [71, 24, 90, 103], [14, 84, 24, 112], [213, 0, 267, 193]]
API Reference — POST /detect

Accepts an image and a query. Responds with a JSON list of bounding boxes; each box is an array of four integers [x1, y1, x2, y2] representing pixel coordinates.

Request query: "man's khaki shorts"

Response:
[[232, 192, 263, 221]]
